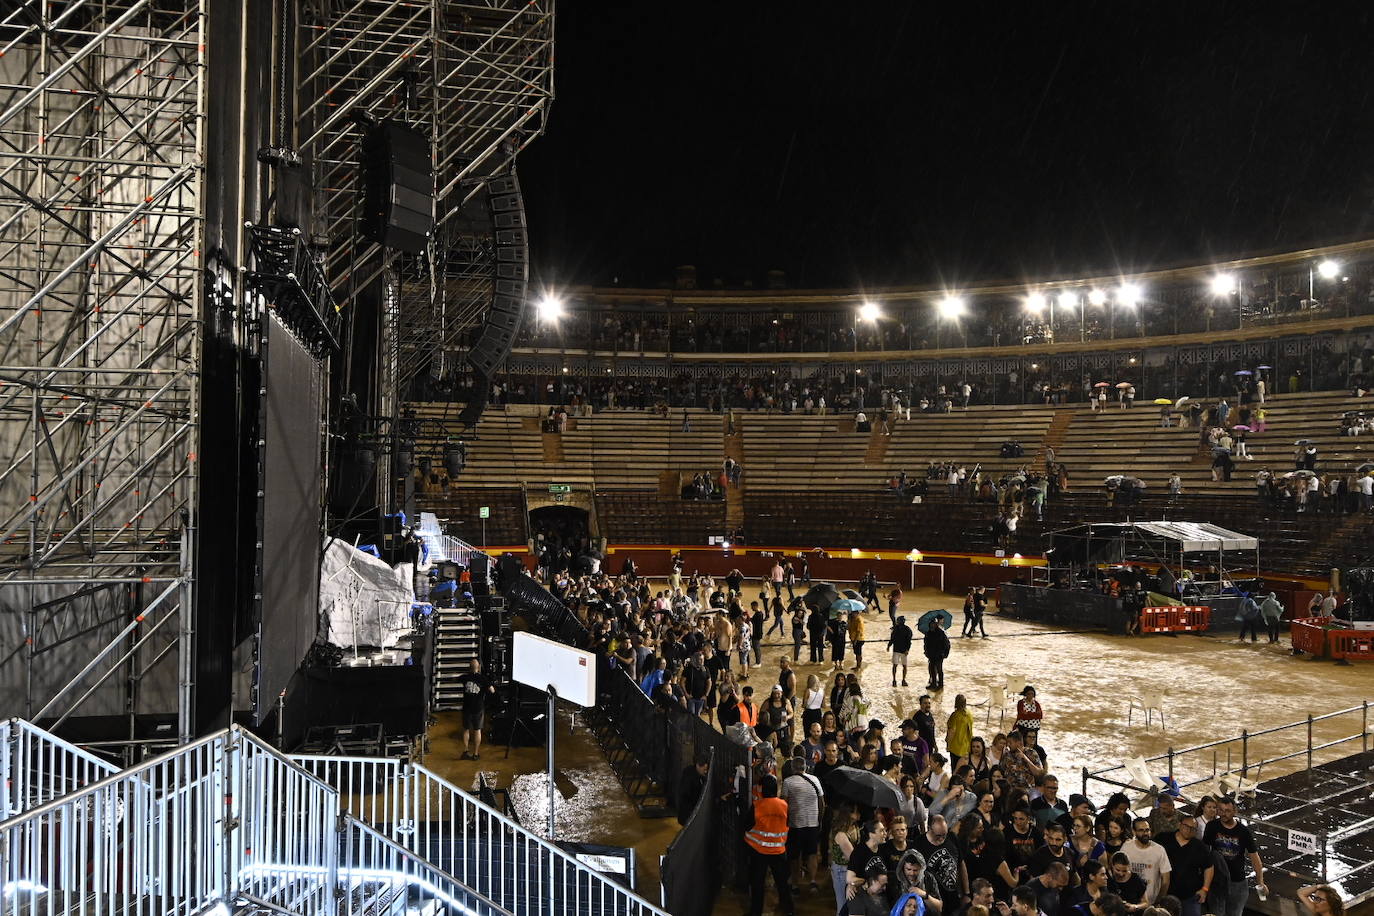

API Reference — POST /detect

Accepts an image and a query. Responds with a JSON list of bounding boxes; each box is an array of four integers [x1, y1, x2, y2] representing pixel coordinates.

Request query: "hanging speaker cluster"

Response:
[[465, 173, 528, 378], [361, 121, 434, 254]]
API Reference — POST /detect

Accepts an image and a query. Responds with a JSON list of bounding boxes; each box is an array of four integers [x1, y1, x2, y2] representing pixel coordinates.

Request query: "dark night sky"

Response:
[[517, 3, 1374, 291]]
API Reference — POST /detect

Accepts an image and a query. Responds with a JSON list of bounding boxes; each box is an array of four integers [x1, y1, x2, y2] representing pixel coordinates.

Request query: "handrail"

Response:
[[0, 717, 119, 819]]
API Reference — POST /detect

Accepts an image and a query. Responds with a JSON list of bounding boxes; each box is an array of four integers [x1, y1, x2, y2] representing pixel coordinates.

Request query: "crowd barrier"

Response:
[[1290, 616, 1374, 661], [1140, 605, 1211, 633]]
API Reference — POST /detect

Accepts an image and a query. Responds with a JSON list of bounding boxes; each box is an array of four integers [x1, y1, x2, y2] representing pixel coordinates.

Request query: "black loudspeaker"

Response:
[[470, 553, 491, 597], [329, 442, 376, 514], [361, 122, 433, 254], [466, 174, 528, 379]]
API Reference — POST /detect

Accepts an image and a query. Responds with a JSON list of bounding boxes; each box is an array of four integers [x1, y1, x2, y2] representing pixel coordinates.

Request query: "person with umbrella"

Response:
[[845, 819, 891, 905], [743, 773, 794, 916], [923, 613, 951, 691], [888, 615, 915, 687]]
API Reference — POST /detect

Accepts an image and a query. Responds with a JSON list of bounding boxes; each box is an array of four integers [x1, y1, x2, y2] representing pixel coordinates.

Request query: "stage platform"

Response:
[[1248, 748, 1374, 913]]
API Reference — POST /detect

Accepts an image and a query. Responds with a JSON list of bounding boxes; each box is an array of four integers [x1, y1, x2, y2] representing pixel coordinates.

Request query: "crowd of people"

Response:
[[537, 565, 1341, 916]]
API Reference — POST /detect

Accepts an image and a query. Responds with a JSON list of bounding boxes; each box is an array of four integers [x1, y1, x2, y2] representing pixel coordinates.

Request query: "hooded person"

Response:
[[889, 889, 927, 916], [892, 847, 941, 913]]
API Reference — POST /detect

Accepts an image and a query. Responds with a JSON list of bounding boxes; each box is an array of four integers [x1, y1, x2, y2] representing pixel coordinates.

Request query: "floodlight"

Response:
[[1057, 291, 1078, 309], [1024, 293, 1047, 314], [1318, 260, 1339, 279], [858, 301, 881, 322], [1088, 289, 1107, 306], [1210, 274, 1236, 296], [937, 296, 965, 319], [1116, 283, 1142, 306], [536, 294, 564, 320]]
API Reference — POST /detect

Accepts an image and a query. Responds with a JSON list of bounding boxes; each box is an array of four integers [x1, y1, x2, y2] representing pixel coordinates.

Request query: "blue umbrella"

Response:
[[830, 598, 865, 618], [918, 608, 954, 633]]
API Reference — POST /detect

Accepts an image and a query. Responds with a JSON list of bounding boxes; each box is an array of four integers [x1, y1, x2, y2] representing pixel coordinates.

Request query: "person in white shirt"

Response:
[[1123, 817, 1172, 903]]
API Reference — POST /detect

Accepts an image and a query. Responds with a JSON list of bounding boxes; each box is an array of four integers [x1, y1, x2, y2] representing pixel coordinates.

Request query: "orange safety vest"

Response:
[[737, 701, 758, 728], [745, 797, 789, 855]]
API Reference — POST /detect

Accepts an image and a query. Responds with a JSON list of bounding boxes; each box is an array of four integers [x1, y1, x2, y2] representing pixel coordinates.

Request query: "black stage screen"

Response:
[[254, 313, 324, 724]]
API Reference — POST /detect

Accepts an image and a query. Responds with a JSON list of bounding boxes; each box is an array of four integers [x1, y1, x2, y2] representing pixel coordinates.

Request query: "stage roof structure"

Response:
[[1048, 521, 1258, 553]]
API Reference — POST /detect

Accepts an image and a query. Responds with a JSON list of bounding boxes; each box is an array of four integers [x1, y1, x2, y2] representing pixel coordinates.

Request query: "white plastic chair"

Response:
[[1127, 692, 1165, 729], [984, 685, 1011, 728], [1004, 676, 1027, 698]]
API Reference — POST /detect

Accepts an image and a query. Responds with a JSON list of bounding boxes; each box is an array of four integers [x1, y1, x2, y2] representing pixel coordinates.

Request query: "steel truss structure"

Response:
[[298, 0, 555, 402], [0, 1, 205, 740]]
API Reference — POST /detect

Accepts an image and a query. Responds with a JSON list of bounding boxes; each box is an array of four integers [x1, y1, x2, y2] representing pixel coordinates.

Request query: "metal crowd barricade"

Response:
[[293, 753, 671, 916], [0, 717, 118, 817]]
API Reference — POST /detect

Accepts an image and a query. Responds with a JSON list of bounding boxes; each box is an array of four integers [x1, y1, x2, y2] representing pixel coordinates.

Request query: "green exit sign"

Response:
[[479, 506, 490, 518], [548, 484, 572, 494]]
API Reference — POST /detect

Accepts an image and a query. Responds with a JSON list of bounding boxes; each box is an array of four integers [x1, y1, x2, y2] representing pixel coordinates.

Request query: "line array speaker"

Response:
[[466, 173, 528, 379], [361, 122, 434, 254]]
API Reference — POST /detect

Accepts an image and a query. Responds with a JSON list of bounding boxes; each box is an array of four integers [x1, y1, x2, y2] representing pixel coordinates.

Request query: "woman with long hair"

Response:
[[1069, 814, 1106, 875], [1297, 885, 1345, 916], [829, 802, 862, 913], [840, 681, 868, 733], [829, 670, 849, 718], [962, 736, 993, 780], [1101, 818, 1129, 859], [820, 709, 841, 743]]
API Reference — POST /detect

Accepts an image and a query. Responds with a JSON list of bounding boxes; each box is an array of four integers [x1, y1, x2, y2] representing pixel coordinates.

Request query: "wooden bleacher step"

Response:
[[541, 431, 565, 462], [1040, 408, 1075, 462], [864, 428, 890, 465]]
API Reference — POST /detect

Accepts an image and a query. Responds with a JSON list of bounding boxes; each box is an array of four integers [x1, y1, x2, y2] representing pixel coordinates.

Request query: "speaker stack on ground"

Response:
[[361, 121, 434, 254], [465, 173, 529, 379]]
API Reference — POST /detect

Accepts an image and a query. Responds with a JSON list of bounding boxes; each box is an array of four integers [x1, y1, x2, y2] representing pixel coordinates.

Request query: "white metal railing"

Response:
[[0, 717, 118, 818], [293, 754, 671, 916]]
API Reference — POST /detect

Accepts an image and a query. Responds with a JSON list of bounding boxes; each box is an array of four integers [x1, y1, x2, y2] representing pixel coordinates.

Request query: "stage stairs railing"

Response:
[[0, 717, 662, 916]]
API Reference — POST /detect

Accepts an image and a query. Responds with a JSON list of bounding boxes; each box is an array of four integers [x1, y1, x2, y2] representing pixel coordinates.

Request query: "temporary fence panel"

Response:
[[293, 753, 671, 916], [661, 747, 722, 916], [1290, 616, 1335, 657], [0, 717, 118, 818]]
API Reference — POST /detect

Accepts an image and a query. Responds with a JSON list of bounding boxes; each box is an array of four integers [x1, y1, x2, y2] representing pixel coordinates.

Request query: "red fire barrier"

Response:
[[1139, 607, 1176, 633]]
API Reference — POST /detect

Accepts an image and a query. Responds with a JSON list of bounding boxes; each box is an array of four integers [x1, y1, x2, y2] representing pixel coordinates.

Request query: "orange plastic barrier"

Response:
[[1329, 630, 1374, 661], [1140, 606, 1210, 634], [1139, 607, 1175, 633], [1290, 616, 1335, 658], [1172, 606, 1211, 632]]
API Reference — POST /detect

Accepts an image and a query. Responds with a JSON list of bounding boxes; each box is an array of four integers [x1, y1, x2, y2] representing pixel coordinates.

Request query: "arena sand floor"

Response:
[[423, 585, 1372, 915]]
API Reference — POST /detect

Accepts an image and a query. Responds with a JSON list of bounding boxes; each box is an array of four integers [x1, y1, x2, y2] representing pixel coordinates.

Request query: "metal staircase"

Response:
[[433, 603, 485, 710], [0, 718, 667, 916]]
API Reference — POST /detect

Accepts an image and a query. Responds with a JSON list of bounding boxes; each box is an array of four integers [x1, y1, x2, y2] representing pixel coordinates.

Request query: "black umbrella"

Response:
[[824, 766, 905, 809]]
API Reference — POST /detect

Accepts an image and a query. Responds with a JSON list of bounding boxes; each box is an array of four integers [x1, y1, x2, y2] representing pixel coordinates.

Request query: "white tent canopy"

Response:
[[1130, 521, 1258, 552]]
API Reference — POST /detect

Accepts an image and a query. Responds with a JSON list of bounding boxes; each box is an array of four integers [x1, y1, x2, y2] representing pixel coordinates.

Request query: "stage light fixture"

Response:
[[1318, 260, 1340, 279], [444, 439, 467, 478], [937, 296, 965, 319], [1057, 291, 1078, 309], [1210, 274, 1236, 296], [1116, 283, 1142, 306], [1088, 289, 1107, 306], [858, 301, 881, 321], [1024, 293, 1047, 314]]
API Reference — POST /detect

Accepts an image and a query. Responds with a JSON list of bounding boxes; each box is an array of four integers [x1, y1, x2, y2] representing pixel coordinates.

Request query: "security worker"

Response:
[[745, 774, 794, 916]]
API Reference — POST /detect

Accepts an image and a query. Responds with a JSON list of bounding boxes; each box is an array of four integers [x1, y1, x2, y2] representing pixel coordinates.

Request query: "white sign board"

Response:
[[512, 631, 596, 708], [1287, 829, 1318, 856]]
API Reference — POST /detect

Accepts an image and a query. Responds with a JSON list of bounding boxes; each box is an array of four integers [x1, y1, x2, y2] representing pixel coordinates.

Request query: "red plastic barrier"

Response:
[[1290, 616, 1334, 658], [1329, 630, 1374, 661], [1172, 606, 1211, 632], [1139, 606, 1210, 634], [1139, 607, 1175, 633]]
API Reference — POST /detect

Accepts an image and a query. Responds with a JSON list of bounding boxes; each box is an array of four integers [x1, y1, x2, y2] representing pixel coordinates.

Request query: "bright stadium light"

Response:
[[858, 300, 881, 322], [1116, 283, 1141, 306], [1057, 291, 1078, 309], [1318, 260, 1340, 279], [1024, 292, 1047, 314], [937, 296, 965, 319], [536, 294, 564, 320], [1210, 274, 1237, 296], [1088, 289, 1107, 306]]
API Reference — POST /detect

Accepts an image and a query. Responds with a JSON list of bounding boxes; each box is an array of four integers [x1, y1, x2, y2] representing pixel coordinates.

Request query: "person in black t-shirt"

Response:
[[1202, 799, 1265, 916], [456, 658, 495, 760], [914, 814, 963, 905], [1003, 807, 1042, 882], [1155, 816, 1214, 916], [1106, 853, 1148, 913]]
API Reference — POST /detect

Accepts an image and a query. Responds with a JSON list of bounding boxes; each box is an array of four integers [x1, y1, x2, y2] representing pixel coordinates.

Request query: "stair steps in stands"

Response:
[[1039, 408, 1074, 464], [541, 431, 565, 462], [586, 704, 673, 818], [725, 414, 745, 529], [432, 604, 483, 710], [864, 428, 891, 465]]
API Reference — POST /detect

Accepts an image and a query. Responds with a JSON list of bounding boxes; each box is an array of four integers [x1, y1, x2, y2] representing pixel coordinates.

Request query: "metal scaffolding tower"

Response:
[[0, 2, 206, 740], [298, 0, 555, 400]]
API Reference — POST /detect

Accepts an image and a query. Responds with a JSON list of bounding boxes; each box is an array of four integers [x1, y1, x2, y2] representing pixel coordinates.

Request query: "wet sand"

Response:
[[422, 586, 1372, 914]]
